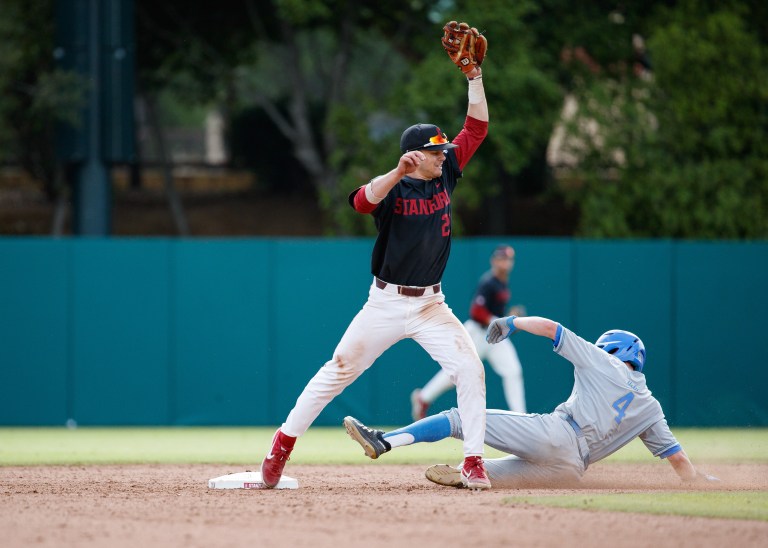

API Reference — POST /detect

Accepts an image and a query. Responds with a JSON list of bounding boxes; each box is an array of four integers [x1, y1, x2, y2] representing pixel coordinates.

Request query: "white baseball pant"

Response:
[[282, 279, 487, 457]]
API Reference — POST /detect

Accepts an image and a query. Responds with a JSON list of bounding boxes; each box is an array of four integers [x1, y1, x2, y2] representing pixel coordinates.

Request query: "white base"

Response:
[[208, 471, 299, 490]]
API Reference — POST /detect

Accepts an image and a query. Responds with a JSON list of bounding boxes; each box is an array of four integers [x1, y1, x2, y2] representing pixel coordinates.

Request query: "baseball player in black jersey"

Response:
[[261, 41, 492, 490], [411, 244, 527, 419]]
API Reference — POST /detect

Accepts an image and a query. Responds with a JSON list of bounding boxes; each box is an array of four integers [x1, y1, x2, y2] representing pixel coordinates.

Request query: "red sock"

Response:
[[277, 430, 297, 450]]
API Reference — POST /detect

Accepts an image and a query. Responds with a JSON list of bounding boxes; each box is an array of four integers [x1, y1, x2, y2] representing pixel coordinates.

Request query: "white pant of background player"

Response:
[[282, 279, 488, 457], [419, 319, 526, 413]]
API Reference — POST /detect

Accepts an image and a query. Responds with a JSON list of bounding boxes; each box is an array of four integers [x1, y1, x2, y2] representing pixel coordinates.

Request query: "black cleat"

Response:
[[343, 416, 391, 459]]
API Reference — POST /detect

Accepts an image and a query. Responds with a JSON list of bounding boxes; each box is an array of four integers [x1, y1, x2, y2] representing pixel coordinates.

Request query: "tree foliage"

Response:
[[2, 0, 766, 238], [137, 0, 437, 233], [559, 1, 768, 238], [0, 0, 84, 198]]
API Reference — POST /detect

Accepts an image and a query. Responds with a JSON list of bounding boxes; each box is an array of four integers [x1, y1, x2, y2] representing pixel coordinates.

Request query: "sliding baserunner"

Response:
[[345, 315, 719, 488]]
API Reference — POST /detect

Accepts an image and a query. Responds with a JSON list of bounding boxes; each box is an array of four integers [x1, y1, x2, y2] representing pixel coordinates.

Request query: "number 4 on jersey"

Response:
[[612, 392, 635, 424]]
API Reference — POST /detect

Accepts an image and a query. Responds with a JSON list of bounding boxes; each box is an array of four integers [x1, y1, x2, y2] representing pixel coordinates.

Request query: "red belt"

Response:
[[375, 278, 441, 297]]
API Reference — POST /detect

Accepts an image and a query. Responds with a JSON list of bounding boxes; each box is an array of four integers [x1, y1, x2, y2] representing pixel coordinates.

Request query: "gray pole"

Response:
[[73, 0, 111, 236]]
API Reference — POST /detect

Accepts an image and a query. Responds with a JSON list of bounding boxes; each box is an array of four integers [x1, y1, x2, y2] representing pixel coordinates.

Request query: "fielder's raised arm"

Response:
[[442, 21, 488, 122], [361, 23, 489, 209]]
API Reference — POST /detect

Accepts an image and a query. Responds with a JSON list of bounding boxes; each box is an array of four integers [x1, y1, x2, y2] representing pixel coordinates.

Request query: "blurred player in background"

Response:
[[345, 314, 719, 488], [411, 244, 526, 420]]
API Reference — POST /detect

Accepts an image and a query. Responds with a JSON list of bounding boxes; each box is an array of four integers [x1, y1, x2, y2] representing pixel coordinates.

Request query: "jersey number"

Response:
[[611, 392, 635, 425], [441, 213, 450, 237]]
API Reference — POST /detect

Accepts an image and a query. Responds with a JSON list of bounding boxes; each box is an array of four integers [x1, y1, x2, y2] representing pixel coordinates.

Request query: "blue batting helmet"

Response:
[[595, 330, 646, 372]]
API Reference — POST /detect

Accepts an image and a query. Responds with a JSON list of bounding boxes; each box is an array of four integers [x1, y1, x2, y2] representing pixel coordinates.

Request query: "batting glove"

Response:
[[486, 315, 518, 344]]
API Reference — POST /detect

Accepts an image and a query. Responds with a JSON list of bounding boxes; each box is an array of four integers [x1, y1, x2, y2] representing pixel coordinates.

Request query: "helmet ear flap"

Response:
[[634, 346, 647, 372]]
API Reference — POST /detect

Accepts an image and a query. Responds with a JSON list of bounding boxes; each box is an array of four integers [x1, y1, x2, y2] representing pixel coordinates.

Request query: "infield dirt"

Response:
[[3, 463, 766, 547]]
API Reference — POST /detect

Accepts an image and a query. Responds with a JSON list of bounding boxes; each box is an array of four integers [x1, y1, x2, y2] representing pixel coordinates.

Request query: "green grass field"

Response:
[[503, 492, 768, 521], [2, 426, 766, 522], [1, 426, 766, 466]]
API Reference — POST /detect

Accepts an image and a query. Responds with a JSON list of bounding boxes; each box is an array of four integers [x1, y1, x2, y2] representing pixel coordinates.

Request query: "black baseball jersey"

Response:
[[348, 116, 488, 287], [364, 151, 461, 287], [470, 272, 510, 324]]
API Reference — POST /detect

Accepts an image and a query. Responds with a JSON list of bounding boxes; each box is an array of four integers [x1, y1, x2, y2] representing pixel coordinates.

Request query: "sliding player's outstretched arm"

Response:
[[487, 315, 558, 344], [667, 450, 720, 483]]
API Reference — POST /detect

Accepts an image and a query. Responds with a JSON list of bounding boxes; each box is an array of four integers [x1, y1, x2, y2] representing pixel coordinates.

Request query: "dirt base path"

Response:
[[3, 463, 766, 548]]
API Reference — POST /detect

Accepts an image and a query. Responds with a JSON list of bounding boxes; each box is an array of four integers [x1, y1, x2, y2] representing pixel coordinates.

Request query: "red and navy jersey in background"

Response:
[[348, 116, 488, 287], [469, 271, 510, 327]]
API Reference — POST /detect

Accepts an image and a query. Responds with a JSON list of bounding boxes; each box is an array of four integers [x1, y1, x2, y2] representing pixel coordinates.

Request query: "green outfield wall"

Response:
[[1, 238, 766, 427]]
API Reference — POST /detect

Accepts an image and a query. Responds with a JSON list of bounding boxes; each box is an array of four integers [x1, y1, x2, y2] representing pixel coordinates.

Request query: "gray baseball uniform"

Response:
[[444, 324, 681, 486]]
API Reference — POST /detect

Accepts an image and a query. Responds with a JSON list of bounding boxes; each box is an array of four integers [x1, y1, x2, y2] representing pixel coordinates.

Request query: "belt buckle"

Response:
[[398, 285, 424, 297], [375, 278, 438, 297]]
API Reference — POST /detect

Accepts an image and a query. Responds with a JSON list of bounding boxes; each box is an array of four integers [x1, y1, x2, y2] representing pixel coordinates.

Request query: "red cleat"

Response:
[[460, 456, 491, 490], [260, 429, 296, 488], [410, 389, 430, 421]]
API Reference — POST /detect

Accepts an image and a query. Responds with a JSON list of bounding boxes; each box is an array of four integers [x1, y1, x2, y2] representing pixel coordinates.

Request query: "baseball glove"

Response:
[[441, 21, 487, 74]]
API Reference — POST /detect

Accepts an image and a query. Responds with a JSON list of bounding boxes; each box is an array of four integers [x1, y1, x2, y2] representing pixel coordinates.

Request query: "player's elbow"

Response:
[[542, 320, 558, 340], [350, 186, 377, 214]]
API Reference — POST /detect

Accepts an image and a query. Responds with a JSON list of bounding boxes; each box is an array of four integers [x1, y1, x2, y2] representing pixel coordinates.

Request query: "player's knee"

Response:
[[455, 358, 485, 380], [441, 408, 463, 440], [503, 369, 523, 382], [324, 354, 361, 380]]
